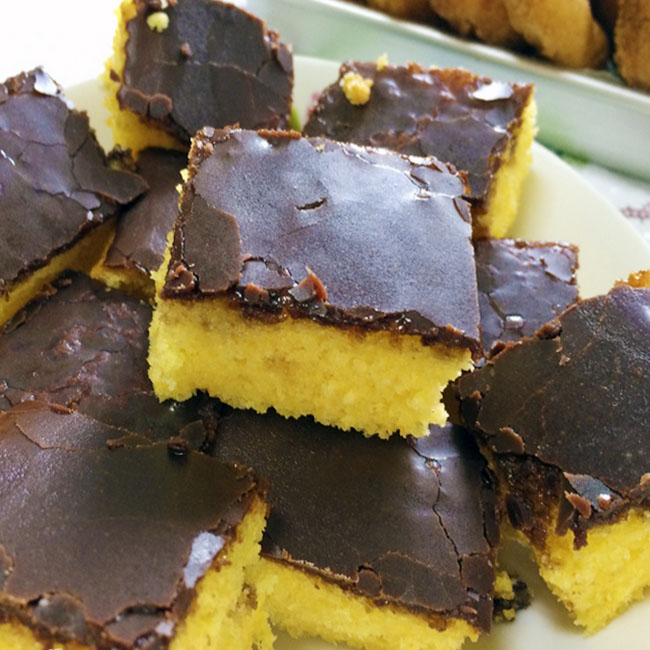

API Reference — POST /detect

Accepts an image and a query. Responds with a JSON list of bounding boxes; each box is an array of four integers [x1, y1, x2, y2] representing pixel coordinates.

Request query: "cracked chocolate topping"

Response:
[[0, 272, 218, 449], [0, 68, 146, 295], [475, 239, 579, 355], [303, 62, 533, 207], [163, 128, 481, 352], [211, 409, 499, 632], [447, 284, 650, 548], [0, 401, 263, 650], [117, 0, 293, 143], [104, 148, 186, 277]]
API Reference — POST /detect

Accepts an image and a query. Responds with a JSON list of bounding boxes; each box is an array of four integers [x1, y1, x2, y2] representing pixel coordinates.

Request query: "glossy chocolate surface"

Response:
[[0, 273, 217, 449], [476, 239, 579, 354], [117, 0, 293, 142], [303, 62, 533, 204], [448, 285, 650, 547], [0, 68, 146, 295], [104, 148, 186, 276], [0, 401, 262, 650], [212, 409, 498, 632], [163, 128, 481, 352]]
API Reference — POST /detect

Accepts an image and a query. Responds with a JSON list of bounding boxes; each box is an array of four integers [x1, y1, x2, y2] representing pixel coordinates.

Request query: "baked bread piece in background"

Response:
[[615, 0, 650, 89], [367, 0, 433, 19], [428, 0, 523, 46], [502, 0, 609, 68]]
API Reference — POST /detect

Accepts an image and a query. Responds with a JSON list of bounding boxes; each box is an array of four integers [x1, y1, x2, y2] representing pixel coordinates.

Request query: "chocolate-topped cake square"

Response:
[[0, 272, 217, 450], [210, 409, 500, 650], [0, 401, 272, 650], [475, 239, 579, 354], [92, 147, 187, 299], [447, 283, 650, 632], [105, 0, 294, 154], [304, 61, 536, 238], [149, 127, 481, 437], [0, 68, 146, 325]]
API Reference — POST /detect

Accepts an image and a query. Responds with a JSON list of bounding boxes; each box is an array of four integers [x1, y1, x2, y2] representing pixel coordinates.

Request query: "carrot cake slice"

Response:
[[149, 127, 482, 438]]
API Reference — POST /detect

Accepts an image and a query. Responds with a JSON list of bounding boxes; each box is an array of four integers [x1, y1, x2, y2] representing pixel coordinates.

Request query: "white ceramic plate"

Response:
[[69, 55, 650, 650]]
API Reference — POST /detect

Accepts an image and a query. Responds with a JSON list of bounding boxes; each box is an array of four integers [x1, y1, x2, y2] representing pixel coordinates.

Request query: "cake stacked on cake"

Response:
[[0, 68, 146, 325], [3, 0, 648, 649]]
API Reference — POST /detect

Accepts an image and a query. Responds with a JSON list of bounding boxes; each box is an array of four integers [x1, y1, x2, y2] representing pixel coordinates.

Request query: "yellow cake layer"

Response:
[[92, 261, 154, 301], [171, 495, 273, 650], [0, 497, 273, 650], [104, 0, 182, 155], [249, 557, 479, 650], [149, 292, 472, 437], [476, 96, 538, 238], [90, 224, 155, 300], [533, 508, 650, 634], [0, 222, 113, 327]]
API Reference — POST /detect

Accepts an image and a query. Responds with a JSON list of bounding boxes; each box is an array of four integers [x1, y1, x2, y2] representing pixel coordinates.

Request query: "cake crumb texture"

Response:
[[170, 497, 274, 650], [149, 294, 471, 437], [534, 509, 650, 634], [340, 71, 374, 105], [477, 98, 537, 238], [249, 558, 478, 650]]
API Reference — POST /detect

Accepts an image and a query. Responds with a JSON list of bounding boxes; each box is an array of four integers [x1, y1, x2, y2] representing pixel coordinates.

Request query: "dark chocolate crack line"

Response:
[[0, 401, 263, 650], [0, 68, 146, 294], [117, 0, 293, 142], [475, 239, 579, 355], [211, 409, 498, 632], [164, 128, 481, 353]]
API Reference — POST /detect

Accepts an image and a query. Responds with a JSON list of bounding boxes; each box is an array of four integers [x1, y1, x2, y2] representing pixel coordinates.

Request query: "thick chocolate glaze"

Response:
[[163, 128, 481, 353], [0, 68, 146, 295], [447, 285, 650, 548], [117, 0, 293, 143], [105, 148, 186, 276], [0, 273, 218, 449], [211, 409, 498, 632], [0, 401, 263, 650], [475, 239, 579, 355], [303, 62, 533, 205]]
